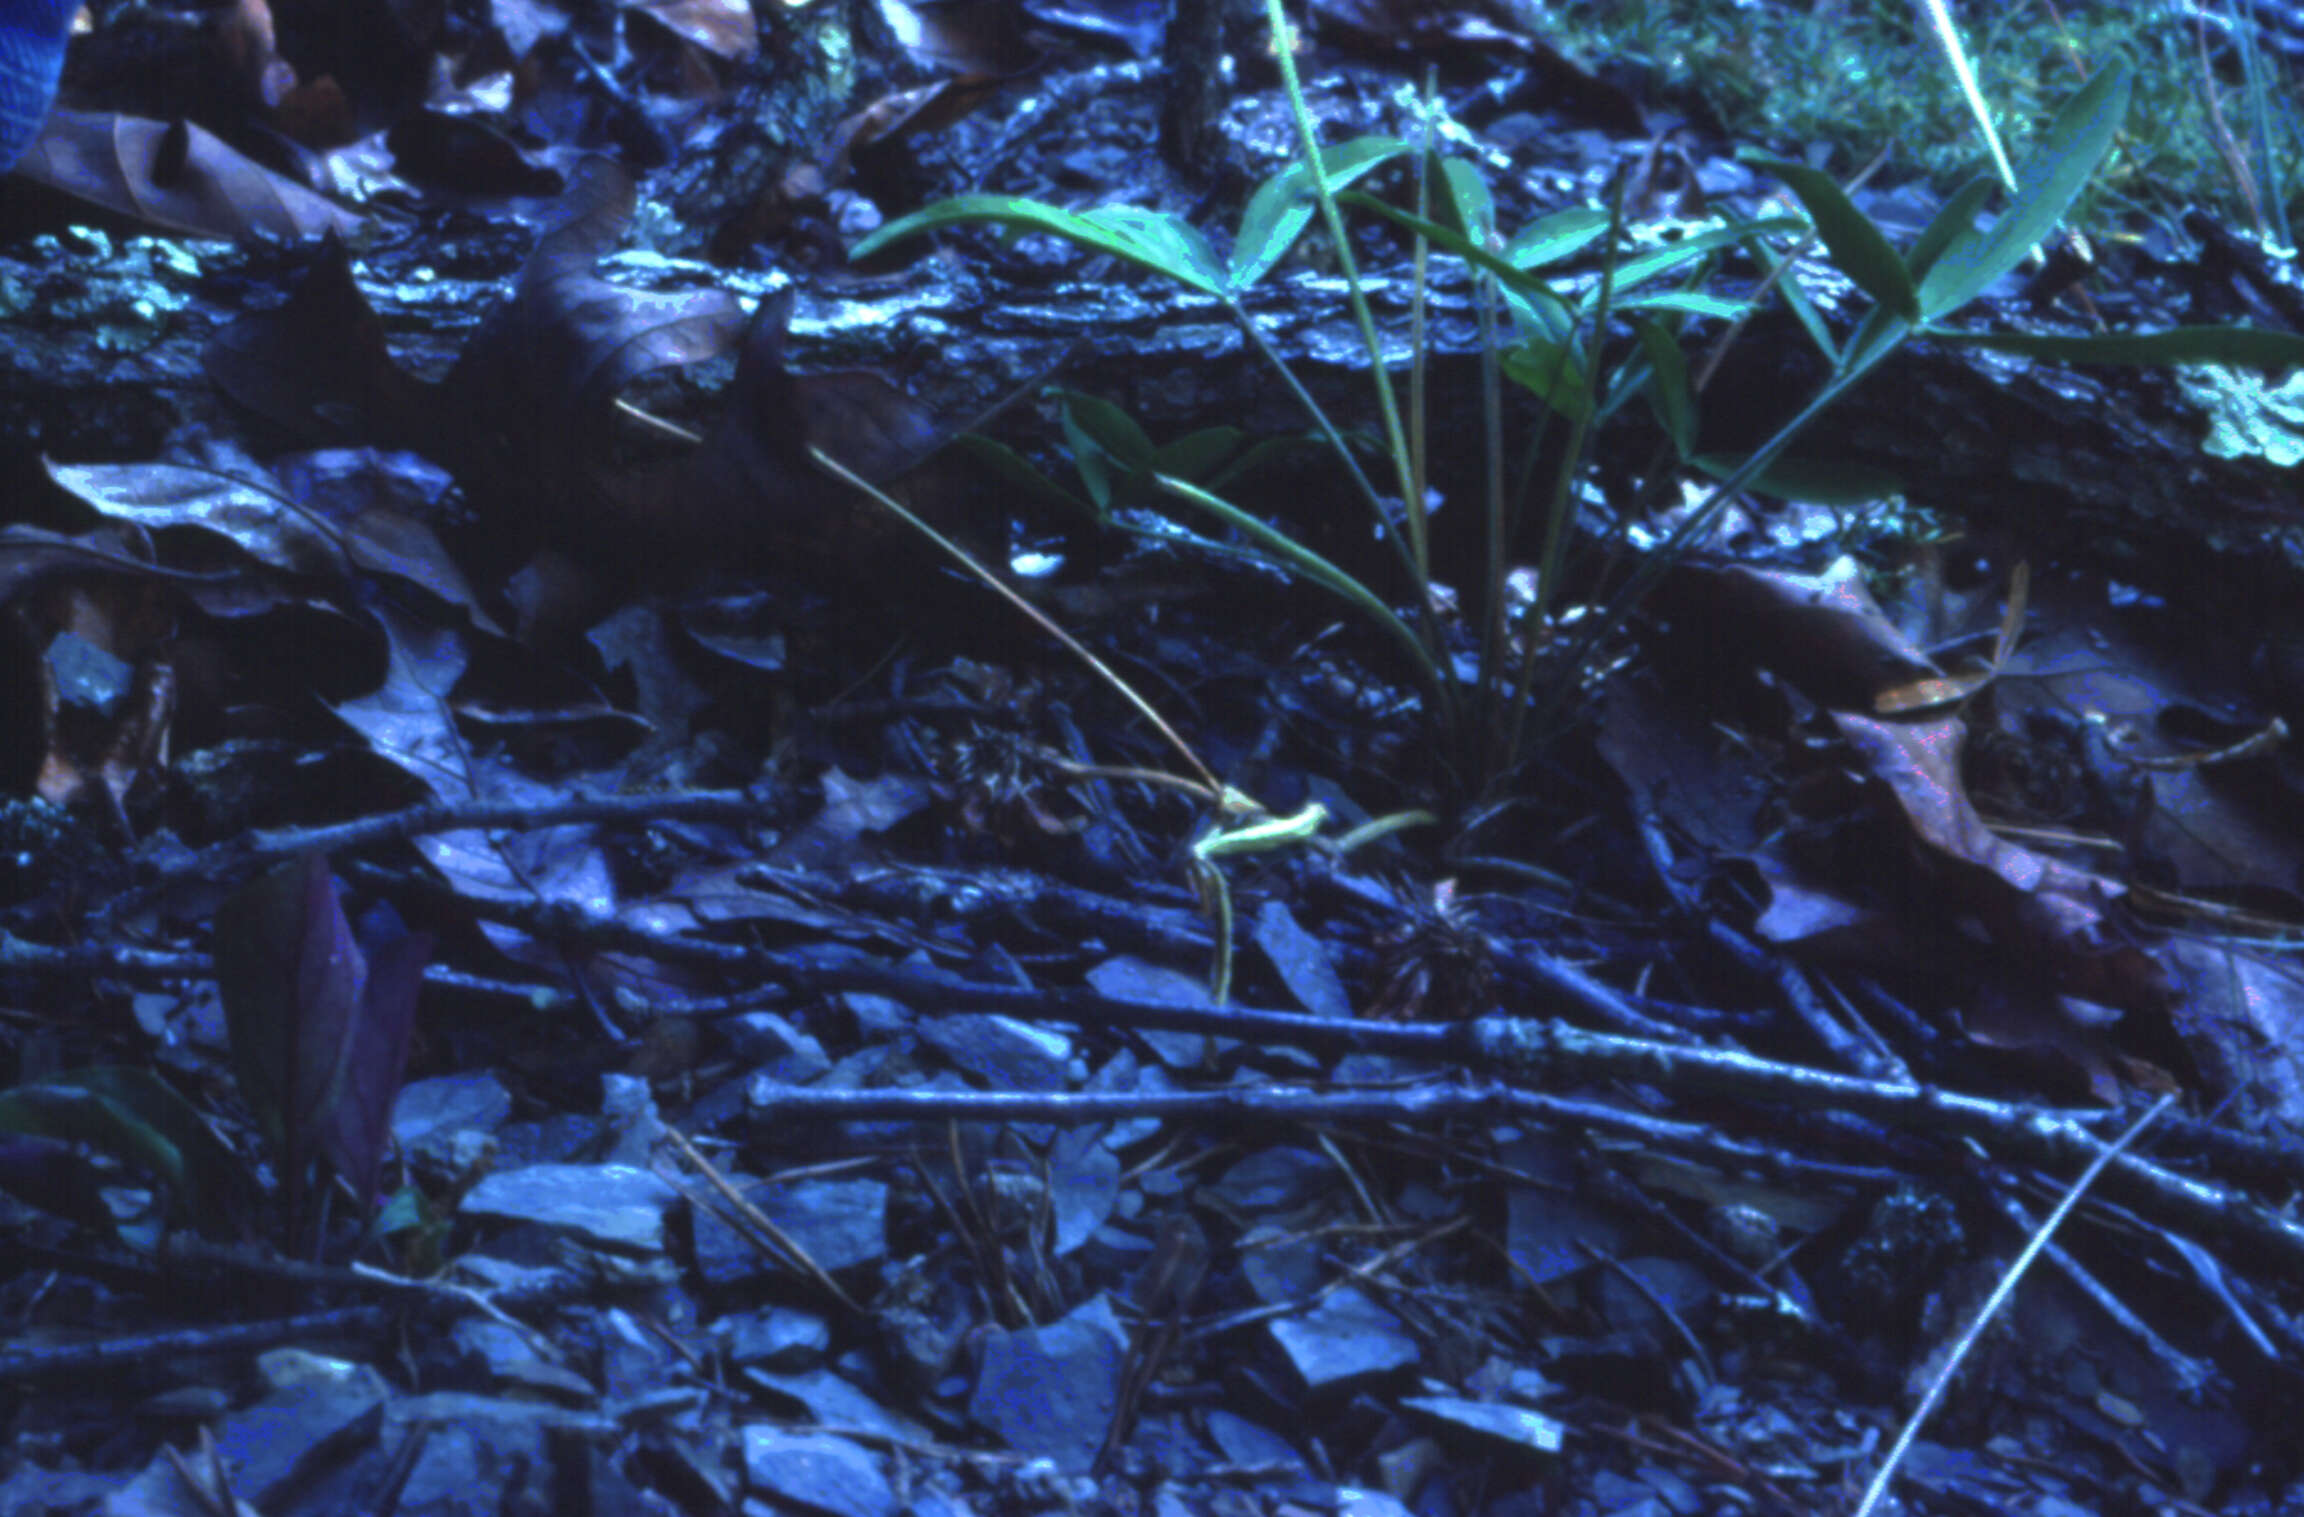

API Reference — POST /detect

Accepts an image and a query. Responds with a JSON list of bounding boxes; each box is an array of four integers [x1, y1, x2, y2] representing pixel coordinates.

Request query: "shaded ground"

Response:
[[5, 2, 2304, 1515]]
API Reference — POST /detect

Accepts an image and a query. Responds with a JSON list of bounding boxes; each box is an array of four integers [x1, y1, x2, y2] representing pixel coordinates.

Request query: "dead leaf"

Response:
[[17, 110, 364, 241]]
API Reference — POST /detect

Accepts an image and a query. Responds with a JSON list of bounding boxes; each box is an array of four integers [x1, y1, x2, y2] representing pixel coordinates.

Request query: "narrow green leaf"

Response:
[[1756, 239, 1840, 363], [1338, 192, 1541, 296], [1063, 390, 1157, 470], [1207, 434, 1315, 492], [1504, 207, 1610, 270], [1904, 175, 1996, 284], [1751, 155, 1919, 321], [1501, 282, 1576, 345], [1061, 402, 1119, 510], [1317, 135, 1413, 184], [1842, 307, 1914, 379], [1439, 156, 1496, 244], [1154, 475, 1443, 699], [1090, 206, 1227, 291], [1231, 178, 1320, 292], [0, 1066, 240, 1232], [0, 1085, 182, 1191], [1605, 217, 1806, 299], [1502, 336, 1596, 421], [1918, 62, 2132, 319], [851, 194, 1225, 294], [1632, 317, 1696, 458], [1228, 137, 1410, 291], [955, 434, 1092, 515], [1616, 291, 1751, 320], [1155, 426, 1248, 481]]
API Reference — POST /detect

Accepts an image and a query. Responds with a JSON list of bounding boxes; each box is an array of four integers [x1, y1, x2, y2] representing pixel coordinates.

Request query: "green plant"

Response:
[[852, 14, 2304, 976]]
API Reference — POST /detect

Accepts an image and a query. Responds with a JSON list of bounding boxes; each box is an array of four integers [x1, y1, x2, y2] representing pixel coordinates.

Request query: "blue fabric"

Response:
[[0, 0, 74, 172]]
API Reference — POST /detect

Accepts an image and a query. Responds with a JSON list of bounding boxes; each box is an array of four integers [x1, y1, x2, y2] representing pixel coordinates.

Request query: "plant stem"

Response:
[[1264, 0, 1421, 576]]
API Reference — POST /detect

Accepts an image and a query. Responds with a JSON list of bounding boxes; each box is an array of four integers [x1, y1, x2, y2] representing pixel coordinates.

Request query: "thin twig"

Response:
[[1851, 1093, 2176, 1517]]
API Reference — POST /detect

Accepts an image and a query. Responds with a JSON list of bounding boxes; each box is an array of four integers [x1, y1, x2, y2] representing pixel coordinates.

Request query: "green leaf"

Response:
[[954, 434, 1091, 515], [1061, 397, 1140, 511], [1207, 434, 1315, 492], [1502, 335, 1597, 421], [1504, 207, 1610, 270], [1348, 192, 1801, 313], [1154, 474, 1442, 699], [1616, 291, 1751, 320], [1341, 193, 1563, 300], [1439, 156, 1496, 245], [1232, 178, 1319, 293], [1605, 217, 1805, 301], [1917, 61, 2132, 320], [852, 195, 1226, 295], [1841, 306, 1915, 379], [1502, 282, 1577, 345], [1927, 325, 2304, 368], [1632, 317, 1696, 458], [0, 1083, 182, 1192], [1062, 390, 1157, 470], [1904, 175, 1996, 285], [0, 1066, 242, 1231], [1154, 426, 1248, 481], [1757, 238, 1840, 362], [1228, 136, 1409, 291], [1750, 155, 1919, 321], [1089, 206, 1227, 292], [1313, 135, 1412, 185]]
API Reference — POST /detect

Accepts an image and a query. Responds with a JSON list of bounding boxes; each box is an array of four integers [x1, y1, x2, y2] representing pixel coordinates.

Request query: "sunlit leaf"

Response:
[[1504, 207, 1610, 270], [1616, 291, 1750, 319], [1439, 156, 1495, 245], [854, 194, 1226, 294], [1229, 136, 1410, 290], [1607, 218, 1805, 300]]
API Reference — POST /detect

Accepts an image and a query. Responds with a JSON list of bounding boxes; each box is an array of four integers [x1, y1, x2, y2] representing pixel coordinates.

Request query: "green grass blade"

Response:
[[1154, 473, 1444, 700]]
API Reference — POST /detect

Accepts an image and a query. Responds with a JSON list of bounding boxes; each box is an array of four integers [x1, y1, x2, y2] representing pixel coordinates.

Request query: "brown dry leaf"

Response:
[[18, 582, 178, 829], [1666, 556, 1941, 711], [17, 111, 363, 242], [597, 287, 952, 572], [48, 460, 360, 582], [1874, 562, 2027, 716], [2163, 937, 2304, 1130], [631, 0, 759, 60], [438, 157, 747, 560], [1834, 710, 2168, 1019], [204, 234, 440, 448]]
